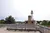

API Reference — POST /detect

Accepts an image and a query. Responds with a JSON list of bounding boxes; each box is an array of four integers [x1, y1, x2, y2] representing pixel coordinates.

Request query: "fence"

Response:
[[37, 25, 50, 33], [0, 24, 50, 33]]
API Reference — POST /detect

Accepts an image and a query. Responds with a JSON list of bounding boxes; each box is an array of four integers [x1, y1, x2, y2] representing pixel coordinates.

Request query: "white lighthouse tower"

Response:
[[31, 10, 33, 20], [31, 10, 37, 25]]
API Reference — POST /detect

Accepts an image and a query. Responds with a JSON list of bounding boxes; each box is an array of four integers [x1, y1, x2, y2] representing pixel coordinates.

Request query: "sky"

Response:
[[0, 0, 50, 21]]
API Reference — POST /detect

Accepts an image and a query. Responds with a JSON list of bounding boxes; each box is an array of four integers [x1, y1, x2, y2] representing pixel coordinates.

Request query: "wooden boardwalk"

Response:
[[0, 24, 50, 33]]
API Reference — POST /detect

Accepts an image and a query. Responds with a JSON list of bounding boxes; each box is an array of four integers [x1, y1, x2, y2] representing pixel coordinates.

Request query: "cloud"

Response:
[[0, 0, 50, 21]]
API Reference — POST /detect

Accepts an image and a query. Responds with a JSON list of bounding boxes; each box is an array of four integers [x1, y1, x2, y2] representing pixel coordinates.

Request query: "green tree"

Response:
[[5, 16, 15, 24], [41, 20, 48, 26], [48, 21, 50, 26], [37, 21, 42, 24], [0, 19, 5, 24]]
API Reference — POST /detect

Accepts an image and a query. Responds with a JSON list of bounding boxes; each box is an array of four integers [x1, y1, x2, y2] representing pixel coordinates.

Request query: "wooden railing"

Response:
[[0, 24, 50, 33]]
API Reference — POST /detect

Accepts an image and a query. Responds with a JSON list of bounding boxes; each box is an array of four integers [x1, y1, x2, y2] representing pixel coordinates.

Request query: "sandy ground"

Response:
[[0, 27, 40, 33]]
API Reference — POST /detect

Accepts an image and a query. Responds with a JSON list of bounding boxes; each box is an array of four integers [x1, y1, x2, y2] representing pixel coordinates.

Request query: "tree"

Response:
[[48, 21, 50, 26], [41, 20, 48, 26], [0, 19, 5, 24], [5, 16, 15, 24], [37, 21, 42, 24]]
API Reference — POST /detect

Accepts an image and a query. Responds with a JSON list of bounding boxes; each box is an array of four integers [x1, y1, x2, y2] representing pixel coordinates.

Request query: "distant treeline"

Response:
[[0, 15, 50, 27], [37, 20, 50, 26]]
